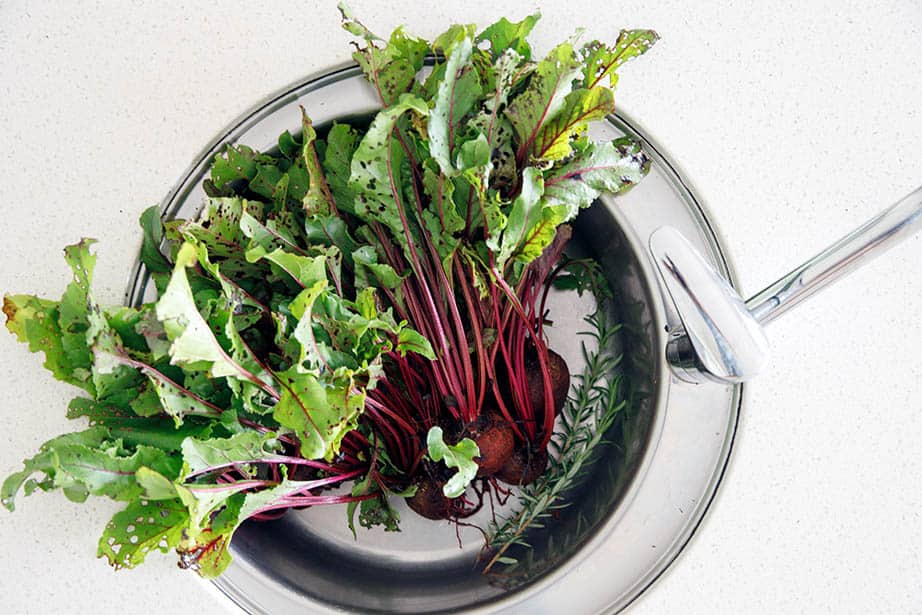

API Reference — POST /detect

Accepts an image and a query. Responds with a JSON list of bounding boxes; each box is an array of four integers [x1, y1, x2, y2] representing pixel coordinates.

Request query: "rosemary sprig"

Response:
[[482, 304, 627, 573]]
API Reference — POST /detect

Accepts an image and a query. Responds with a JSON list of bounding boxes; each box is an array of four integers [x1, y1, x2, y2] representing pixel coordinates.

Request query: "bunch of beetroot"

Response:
[[332, 8, 654, 521], [1, 8, 655, 578]]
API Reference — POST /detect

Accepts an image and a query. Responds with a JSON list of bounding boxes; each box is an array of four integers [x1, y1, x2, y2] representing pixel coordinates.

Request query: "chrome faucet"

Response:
[[651, 186, 922, 385]]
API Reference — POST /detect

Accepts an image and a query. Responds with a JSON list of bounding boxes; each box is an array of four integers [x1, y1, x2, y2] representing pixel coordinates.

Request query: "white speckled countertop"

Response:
[[2, 1, 921, 613]]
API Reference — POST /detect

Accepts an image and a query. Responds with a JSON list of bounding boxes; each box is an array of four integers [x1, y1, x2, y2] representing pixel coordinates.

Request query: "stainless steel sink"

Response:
[[126, 64, 742, 615]]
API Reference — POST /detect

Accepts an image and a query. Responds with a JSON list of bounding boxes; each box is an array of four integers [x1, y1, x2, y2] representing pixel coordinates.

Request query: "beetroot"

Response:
[[495, 446, 549, 486], [464, 412, 515, 477], [406, 473, 452, 520], [547, 350, 570, 412], [525, 348, 570, 417]]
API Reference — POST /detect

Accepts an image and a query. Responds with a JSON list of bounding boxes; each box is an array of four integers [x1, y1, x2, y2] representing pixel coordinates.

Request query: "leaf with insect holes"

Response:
[[3, 293, 93, 393], [1, 428, 182, 511], [90, 344, 221, 427], [467, 49, 530, 198], [206, 144, 309, 207], [580, 29, 659, 90], [172, 197, 264, 260], [55, 445, 179, 501], [346, 471, 412, 536], [239, 210, 303, 257], [97, 497, 189, 570], [134, 308, 171, 360], [210, 144, 260, 190], [1, 428, 101, 510], [339, 2, 428, 106], [141, 367, 220, 425], [476, 13, 541, 61], [59, 239, 104, 387], [286, 276, 405, 377], [426, 426, 480, 498], [289, 281, 331, 371], [189, 242, 276, 403], [103, 305, 149, 354], [88, 350, 144, 415]]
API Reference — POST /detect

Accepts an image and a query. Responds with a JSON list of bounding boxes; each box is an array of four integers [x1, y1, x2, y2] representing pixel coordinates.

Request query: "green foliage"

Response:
[[505, 42, 582, 159], [540, 138, 651, 220], [273, 369, 366, 461]]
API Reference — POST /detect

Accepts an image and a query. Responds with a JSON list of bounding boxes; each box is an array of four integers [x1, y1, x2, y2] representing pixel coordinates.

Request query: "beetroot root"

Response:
[[406, 473, 452, 520], [495, 445, 549, 486], [525, 348, 570, 417], [464, 412, 515, 477]]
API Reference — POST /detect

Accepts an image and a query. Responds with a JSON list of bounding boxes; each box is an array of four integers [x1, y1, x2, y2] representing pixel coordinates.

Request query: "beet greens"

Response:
[[1, 7, 656, 578]]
